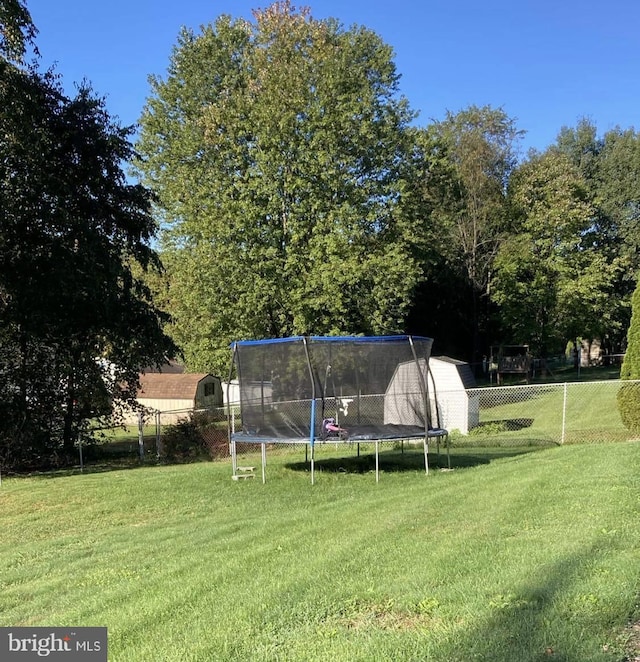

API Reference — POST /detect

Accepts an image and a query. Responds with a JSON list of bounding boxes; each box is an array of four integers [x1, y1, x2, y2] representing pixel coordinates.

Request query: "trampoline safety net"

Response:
[[230, 335, 434, 443]]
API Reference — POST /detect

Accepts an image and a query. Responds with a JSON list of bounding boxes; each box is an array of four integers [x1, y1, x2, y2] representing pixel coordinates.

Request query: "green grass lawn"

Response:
[[1, 442, 639, 661]]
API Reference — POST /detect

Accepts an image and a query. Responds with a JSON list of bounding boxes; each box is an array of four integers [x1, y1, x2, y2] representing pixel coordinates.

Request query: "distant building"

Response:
[[124, 373, 223, 424]]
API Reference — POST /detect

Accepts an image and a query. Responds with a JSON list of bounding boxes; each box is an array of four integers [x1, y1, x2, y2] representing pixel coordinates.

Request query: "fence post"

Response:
[[155, 410, 162, 459], [561, 382, 568, 444], [138, 412, 145, 462], [78, 438, 84, 473]]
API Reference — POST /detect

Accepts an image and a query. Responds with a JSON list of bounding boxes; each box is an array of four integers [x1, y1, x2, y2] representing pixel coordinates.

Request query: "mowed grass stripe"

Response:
[[0, 442, 638, 661]]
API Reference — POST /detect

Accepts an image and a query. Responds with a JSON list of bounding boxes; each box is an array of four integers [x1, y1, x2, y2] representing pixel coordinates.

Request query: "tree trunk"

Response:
[[62, 367, 76, 453]]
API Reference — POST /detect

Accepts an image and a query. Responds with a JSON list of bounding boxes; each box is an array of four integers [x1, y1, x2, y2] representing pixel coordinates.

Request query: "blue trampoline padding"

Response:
[[342, 424, 425, 440], [231, 335, 432, 347]]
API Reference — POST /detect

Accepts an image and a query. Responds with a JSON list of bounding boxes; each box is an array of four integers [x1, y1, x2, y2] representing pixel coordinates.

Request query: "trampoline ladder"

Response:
[[232, 465, 256, 480]]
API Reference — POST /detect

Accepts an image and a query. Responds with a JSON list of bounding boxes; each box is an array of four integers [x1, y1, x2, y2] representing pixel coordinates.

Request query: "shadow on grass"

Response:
[[471, 418, 535, 433], [284, 445, 550, 475], [1, 442, 220, 480], [449, 543, 618, 662], [2, 458, 162, 480]]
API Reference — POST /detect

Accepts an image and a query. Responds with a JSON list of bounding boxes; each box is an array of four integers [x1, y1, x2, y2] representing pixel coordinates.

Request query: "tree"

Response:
[[0, 60, 177, 468], [597, 128, 640, 304], [136, 2, 422, 374], [617, 279, 640, 433], [415, 106, 523, 362], [554, 119, 640, 353], [491, 150, 602, 356], [599, 129, 640, 258], [0, 0, 36, 62]]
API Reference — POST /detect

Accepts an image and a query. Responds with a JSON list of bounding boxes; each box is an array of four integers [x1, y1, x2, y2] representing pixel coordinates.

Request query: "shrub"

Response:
[[469, 421, 508, 436], [618, 278, 640, 434], [617, 382, 640, 435], [160, 411, 228, 463]]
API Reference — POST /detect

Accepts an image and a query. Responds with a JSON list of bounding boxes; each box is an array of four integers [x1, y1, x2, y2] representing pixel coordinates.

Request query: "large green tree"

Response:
[[555, 119, 640, 353], [136, 2, 423, 374], [491, 150, 602, 356], [411, 106, 522, 362], [0, 57, 177, 468], [597, 127, 640, 320], [0, 0, 36, 62]]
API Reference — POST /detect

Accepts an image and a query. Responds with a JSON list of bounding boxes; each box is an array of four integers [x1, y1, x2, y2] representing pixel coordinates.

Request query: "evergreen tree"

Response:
[[617, 279, 640, 433]]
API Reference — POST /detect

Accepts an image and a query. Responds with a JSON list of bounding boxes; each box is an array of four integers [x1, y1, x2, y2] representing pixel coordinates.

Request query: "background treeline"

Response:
[[135, 3, 640, 376], [1, 0, 639, 468]]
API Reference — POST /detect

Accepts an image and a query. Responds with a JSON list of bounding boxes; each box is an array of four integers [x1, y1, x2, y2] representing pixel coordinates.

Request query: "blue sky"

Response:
[[25, 0, 640, 155]]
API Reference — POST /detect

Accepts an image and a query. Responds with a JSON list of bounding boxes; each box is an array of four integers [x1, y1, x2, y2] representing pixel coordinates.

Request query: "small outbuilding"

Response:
[[428, 356, 479, 434], [125, 373, 223, 424], [385, 356, 479, 435]]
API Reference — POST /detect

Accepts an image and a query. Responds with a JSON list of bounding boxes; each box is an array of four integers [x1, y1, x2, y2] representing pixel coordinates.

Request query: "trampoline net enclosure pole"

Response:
[[302, 337, 317, 484], [228, 343, 238, 476], [423, 436, 429, 475], [409, 335, 430, 476]]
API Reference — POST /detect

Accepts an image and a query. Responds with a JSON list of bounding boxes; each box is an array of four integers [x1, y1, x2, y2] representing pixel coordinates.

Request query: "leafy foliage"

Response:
[[160, 411, 228, 462], [554, 118, 638, 352], [620, 281, 640, 381], [492, 150, 599, 355], [0, 0, 36, 62], [136, 2, 422, 374], [618, 279, 640, 433], [0, 60, 177, 469], [414, 106, 523, 360]]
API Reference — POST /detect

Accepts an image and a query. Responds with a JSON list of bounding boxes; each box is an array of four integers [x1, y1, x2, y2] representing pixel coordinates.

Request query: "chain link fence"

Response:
[[85, 407, 229, 467], [463, 379, 636, 446], [225, 379, 639, 472], [88, 379, 638, 469]]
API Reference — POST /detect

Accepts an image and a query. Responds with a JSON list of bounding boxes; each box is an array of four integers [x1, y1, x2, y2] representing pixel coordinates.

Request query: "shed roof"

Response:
[[431, 356, 477, 389], [137, 373, 213, 400]]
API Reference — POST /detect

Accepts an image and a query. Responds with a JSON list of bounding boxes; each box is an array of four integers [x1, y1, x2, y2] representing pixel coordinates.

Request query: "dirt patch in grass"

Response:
[[624, 619, 640, 661], [328, 598, 442, 632]]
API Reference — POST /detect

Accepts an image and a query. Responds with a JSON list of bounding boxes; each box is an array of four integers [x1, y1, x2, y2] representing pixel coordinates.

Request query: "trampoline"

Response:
[[227, 335, 449, 483]]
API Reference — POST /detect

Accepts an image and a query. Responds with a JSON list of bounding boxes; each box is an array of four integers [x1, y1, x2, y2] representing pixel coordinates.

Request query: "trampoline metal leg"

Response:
[[423, 437, 429, 475], [311, 449, 315, 485], [375, 440, 379, 483], [261, 443, 266, 484], [231, 437, 237, 477]]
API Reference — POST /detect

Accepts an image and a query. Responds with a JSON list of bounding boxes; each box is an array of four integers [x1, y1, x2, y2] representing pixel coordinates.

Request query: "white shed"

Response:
[[384, 356, 479, 434], [429, 357, 479, 434]]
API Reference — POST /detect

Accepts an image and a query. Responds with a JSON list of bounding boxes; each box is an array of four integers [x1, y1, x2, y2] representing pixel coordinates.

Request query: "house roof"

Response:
[[137, 373, 213, 400], [142, 359, 185, 374]]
